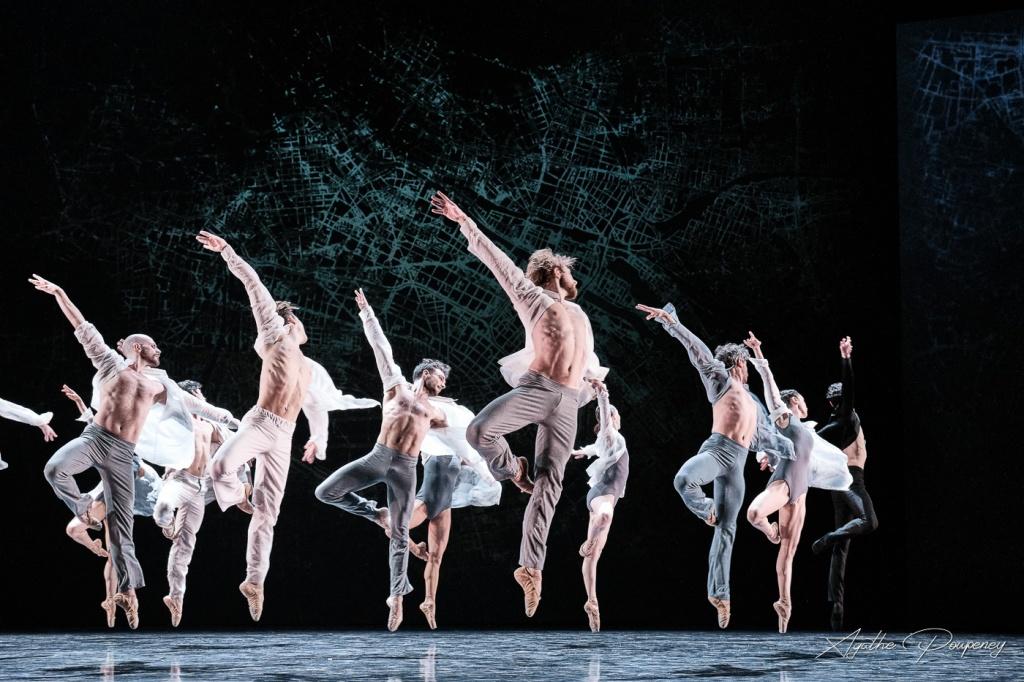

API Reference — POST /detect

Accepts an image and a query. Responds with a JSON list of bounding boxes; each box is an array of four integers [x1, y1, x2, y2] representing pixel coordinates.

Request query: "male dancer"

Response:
[[636, 302, 792, 628], [31, 273, 234, 628], [431, 191, 607, 617], [197, 231, 313, 622], [386, 359, 501, 629], [153, 380, 249, 627], [314, 289, 448, 631], [811, 337, 878, 630], [0, 394, 57, 470]]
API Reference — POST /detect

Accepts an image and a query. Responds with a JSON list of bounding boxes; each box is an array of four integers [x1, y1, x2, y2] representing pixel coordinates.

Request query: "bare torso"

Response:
[[711, 382, 758, 448], [256, 336, 311, 422], [529, 302, 590, 388], [187, 417, 216, 477], [376, 383, 446, 457], [94, 369, 165, 444], [844, 427, 867, 469]]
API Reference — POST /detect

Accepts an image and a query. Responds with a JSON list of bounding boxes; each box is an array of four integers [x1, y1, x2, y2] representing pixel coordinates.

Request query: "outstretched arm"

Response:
[[0, 396, 57, 442], [636, 302, 730, 403], [744, 332, 790, 426], [29, 275, 86, 329], [837, 336, 855, 417], [354, 288, 404, 396], [431, 192, 548, 324], [180, 393, 239, 430], [197, 231, 283, 340], [62, 384, 94, 423]]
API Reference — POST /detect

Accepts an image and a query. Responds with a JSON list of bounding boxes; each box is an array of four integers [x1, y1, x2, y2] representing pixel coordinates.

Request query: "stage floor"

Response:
[[0, 630, 1019, 680]]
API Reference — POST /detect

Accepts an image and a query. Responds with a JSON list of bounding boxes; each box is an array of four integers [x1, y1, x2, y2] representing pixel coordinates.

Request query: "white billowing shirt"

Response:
[[575, 388, 628, 497], [0, 396, 53, 470], [422, 396, 501, 508], [302, 358, 381, 459]]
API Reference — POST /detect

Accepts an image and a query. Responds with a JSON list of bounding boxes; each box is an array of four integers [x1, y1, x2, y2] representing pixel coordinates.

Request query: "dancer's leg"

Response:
[[746, 481, 790, 541], [774, 496, 806, 633], [466, 382, 559, 481]]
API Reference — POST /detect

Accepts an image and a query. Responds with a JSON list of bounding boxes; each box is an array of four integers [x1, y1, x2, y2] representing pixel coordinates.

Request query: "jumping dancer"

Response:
[[571, 378, 628, 632], [635, 303, 793, 628], [313, 288, 447, 631], [198, 231, 314, 622], [432, 191, 607, 618]]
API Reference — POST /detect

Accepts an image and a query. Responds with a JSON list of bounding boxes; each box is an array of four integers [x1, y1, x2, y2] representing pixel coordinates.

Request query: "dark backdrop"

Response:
[[0, 2, 1017, 632]]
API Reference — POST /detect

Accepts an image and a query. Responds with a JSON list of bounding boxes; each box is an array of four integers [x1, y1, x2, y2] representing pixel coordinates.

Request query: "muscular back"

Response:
[[256, 337, 312, 422], [843, 427, 868, 469], [529, 302, 590, 388], [94, 370, 165, 444], [376, 383, 446, 457], [711, 382, 758, 448]]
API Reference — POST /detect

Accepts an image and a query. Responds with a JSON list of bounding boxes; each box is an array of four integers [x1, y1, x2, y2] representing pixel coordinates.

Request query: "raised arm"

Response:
[[197, 231, 283, 340], [29, 275, 86, 329], [592, 379, 617, 451], [354, 288, 404, 395], [636, 302, 730, 403], [743, 332, 790, 426], [0, 396, 57, 442], [837, 336, 855, 418], [62, 384, 95, 423], [431, 192, 548, 322]]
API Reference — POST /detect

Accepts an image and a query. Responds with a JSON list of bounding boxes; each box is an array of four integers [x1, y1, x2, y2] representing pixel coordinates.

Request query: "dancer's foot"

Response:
[[773, 599, 792, 634], [419, 600, 437, 630], [829, 602, 844, 631], [377, 507, 392, 535], [812, 532, 835, 555], [512, 456, 534, 494], [113, 592, 139, 630], [408, 541, 429, 562], [386, 595, 403, 632], [100, 598, 116, 628], [163, 595, 183, 627], [67, 522, 109, 557], [768, 521, 781, 545], [583, 599, 601, 633], [579, 538, 597, 558], [513, 566, 542, 617], [79, 506, 103, 532], [708, 596, 730, 629], [235, 498, 254, 515], [239, 581, 264, 622]]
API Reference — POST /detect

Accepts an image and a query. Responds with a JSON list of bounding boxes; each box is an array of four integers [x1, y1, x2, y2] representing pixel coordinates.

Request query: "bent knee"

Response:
[[313, 481, 330, 503], [595, 510, 613, 526], [746, 506, 763, 526], [43, 460, 62, 484], [465, 419, 486, 448]]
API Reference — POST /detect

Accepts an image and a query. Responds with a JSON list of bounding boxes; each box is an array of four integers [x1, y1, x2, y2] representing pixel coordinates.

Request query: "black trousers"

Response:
[[827, 466, 878, 606]]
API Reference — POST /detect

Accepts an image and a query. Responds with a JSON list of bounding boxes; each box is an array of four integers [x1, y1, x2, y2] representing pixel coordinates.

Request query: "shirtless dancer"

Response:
[[197, 231, 313, 622], [314, 289, 447, 631], [0, 394, 56, 470], [811, 337, 878, 630], [388, 360, 501, 629], [31, 274, 184, 627], [431, 191, 607, 618], [61, 384, 164, 627], [636, 302, 792, 628]]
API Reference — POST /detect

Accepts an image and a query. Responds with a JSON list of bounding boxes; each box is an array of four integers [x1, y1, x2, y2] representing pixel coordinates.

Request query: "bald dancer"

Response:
[[31, 274, 233, 628], [431, 191, 607, 618], [198, 231, 313, 622]]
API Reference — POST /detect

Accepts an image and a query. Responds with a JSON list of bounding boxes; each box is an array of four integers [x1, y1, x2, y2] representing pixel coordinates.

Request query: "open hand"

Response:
[[196, 230, 228, 253], [429, 191, 468, 222], [743, 331, 762, 353], [839, 336, 853, 359], [302, 440, 318, 464], [572, 449, 588, 459], [354, 288, 369, 311], [29, 274, 62, 296], [635, 303, 674, 324], [39, 424, 57, 442]]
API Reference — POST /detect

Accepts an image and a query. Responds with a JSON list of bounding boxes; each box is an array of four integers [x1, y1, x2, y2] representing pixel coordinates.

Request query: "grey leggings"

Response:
[[466, 370, 580, 570], [673, 433, 748, 600], [315, 443, 418, 597], [44, 423, 145, 591]]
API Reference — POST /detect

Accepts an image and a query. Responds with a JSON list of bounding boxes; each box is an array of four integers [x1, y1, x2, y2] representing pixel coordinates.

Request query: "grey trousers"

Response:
[[673, 433, 747, 600], [416, 454, 460, 520], [466, 370, 580, 570], [315, 443, 417, 597], [43, 423, 145, 591]]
